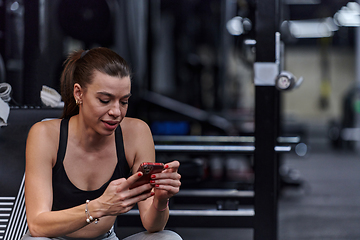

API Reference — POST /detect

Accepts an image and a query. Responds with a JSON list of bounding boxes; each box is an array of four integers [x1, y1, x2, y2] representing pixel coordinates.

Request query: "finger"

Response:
[[114, 184, 153, 209], [163, 160, 180, 170], [152, 180, 181, 190], [151, 172, 181, 181], [129, 183, 153, 196], [154, 184, 180, 194], [110, 178, 127, 185], [162, 161, 180, 173], [125, 189, 154, 206], [135, 191, 155, 202], [124, 171, 146, 189]]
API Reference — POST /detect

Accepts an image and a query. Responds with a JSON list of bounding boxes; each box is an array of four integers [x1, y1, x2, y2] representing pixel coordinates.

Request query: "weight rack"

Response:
[[118, 1, 283, 240]]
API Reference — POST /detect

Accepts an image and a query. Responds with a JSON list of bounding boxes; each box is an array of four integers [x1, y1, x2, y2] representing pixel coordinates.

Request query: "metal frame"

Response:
[[118, 139, 289, 234], [121, 1, 285, 237], [253, 0, 281, 239], [155, 144, 290, 154], [118, 209, 255, 229], [154, 135, 300, 144]]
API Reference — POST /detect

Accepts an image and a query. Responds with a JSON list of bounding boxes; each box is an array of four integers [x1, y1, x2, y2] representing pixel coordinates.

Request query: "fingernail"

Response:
[[150, 180, 155, 183], [155, 184, 159, 188], [151, 192, 155, 196], [138, 172, 143, 177], [164, 164, 169, 169], [151, 175, 156, 179]]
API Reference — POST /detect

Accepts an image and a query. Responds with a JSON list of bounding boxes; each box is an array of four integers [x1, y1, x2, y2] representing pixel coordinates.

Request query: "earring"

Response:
[[76, 99, 79, 105]]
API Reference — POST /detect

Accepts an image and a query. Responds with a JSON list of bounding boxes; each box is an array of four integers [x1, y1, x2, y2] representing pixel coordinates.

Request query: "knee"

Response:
[[160, 230, 183, 240]]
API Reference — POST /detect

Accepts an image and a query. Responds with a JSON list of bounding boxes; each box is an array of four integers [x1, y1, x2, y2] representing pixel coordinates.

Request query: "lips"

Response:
[[102, 120, 119, 130]]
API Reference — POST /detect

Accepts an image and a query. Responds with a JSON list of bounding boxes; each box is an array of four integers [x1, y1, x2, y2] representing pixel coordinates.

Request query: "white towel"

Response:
[[40, 85, 64, 108], [0, 97, 9, 127]]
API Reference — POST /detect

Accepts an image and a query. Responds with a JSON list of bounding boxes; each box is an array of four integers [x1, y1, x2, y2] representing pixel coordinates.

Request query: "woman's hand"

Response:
[[150, 160, 181, 201], [133, 161, 181, 232], [95, 172, 154, 217]]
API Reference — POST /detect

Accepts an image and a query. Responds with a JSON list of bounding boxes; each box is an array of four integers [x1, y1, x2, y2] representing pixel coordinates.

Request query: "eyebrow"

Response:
[[97, 92, 132, 99]]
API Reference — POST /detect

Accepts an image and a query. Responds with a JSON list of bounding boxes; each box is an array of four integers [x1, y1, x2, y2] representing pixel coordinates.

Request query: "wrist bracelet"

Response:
[[85, 200, 99, 224], [153, 200, 169, 212]]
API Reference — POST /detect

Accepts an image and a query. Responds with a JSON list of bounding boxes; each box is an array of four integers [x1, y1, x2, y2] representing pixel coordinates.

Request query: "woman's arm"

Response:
[[25, 121, 90, 237], [122, 118, 181, 232], [138, 161, 181, 232]]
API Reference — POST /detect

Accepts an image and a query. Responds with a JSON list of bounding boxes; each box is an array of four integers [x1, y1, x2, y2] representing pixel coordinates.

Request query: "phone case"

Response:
[[130, 162, 164, 189]]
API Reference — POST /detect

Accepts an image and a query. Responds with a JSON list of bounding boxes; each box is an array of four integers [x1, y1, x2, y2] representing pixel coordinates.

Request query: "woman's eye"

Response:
[[121, 101, 129, 105], [99, 99, 110, 104]]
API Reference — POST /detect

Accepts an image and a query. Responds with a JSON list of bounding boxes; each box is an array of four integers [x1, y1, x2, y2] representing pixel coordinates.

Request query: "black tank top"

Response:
[[52, 118, 130, 210]]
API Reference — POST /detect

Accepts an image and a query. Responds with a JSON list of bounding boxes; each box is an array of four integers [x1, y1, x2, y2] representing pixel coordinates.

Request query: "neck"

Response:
[[70, 115, 114, 152]]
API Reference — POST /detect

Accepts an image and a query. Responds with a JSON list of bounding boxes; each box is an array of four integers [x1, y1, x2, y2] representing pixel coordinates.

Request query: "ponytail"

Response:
[[60, 50, 83, 119]]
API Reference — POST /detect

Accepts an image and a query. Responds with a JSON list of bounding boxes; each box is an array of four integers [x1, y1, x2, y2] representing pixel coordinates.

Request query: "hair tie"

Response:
[[81, 50, 89, 59]]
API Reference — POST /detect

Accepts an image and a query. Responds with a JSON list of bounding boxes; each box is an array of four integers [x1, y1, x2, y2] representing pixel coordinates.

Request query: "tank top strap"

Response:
[[115, 125, 131, 177], [54, 118, 69, 170]]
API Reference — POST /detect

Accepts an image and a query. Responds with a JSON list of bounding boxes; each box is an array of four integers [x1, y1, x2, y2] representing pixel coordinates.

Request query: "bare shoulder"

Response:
[[120, 117, 151, 136], [120, 117, 154, 169], [28, 119, 61, 139], [27, 119, 62, 155]]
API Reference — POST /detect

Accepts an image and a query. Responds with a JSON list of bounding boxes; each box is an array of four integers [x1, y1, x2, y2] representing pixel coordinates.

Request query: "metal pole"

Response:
[[357, 0, 360, 84], [355, 0, 360, 152], [254, 0, 280, 239]]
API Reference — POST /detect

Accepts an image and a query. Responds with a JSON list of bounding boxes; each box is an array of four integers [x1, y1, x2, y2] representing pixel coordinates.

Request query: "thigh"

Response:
[[21, 231, 52, 240], [21, 229, 119, 240], [122, 230, 182, 240]]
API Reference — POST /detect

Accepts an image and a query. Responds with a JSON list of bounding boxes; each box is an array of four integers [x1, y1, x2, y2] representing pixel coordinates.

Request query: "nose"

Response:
[[108, 102, 121, 118]]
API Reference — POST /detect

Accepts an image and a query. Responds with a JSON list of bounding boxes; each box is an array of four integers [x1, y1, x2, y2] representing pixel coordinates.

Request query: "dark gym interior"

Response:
[[1, 0, 360, 239]]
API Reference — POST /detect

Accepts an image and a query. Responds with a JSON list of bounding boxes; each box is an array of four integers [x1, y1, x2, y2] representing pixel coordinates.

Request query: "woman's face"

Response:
[[79, 70, 131, 135]]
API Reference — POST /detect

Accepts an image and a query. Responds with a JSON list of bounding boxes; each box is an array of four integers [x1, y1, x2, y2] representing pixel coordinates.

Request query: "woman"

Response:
[[21, 47, 182, 240]]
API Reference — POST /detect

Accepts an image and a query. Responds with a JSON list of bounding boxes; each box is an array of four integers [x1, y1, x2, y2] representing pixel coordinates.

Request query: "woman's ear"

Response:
[[73, 83, 83, 104]]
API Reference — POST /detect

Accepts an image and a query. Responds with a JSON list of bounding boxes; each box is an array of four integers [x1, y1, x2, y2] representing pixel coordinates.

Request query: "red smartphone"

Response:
[[130, 162, 164, 189]]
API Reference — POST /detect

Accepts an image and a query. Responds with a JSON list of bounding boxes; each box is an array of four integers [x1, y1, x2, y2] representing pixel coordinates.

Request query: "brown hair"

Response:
[[60, 47, 131, 119]]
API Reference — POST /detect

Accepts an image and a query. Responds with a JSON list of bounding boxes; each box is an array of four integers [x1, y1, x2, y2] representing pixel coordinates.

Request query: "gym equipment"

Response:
[[275, 71, 304, 90], [0, 1, 307, 239], [117, 142, 292, 229], [0, 108, 63, 240]]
